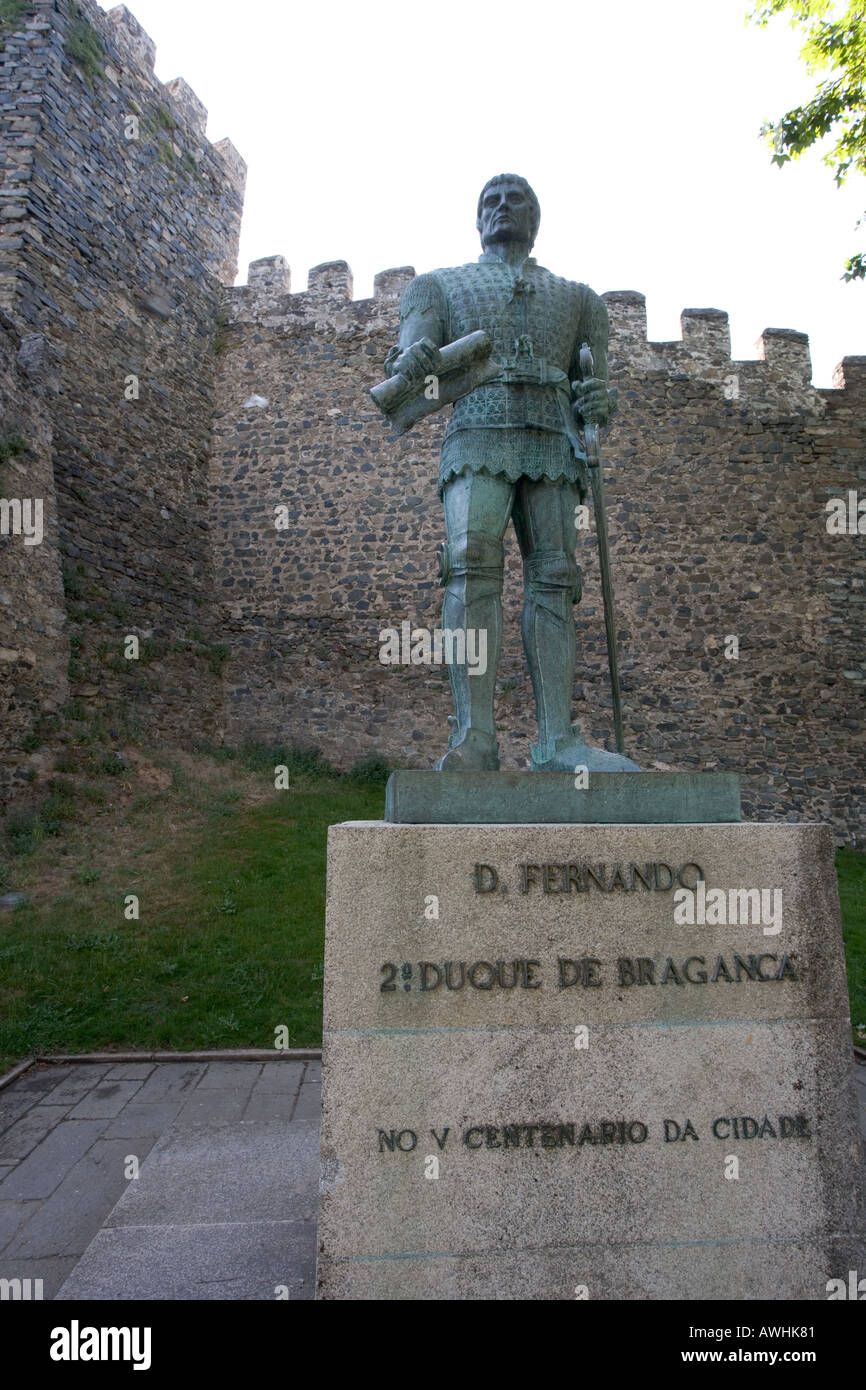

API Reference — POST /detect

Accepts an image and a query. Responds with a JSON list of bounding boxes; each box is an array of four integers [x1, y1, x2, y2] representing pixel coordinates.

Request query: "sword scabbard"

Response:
[[578, 342, 626, 755]]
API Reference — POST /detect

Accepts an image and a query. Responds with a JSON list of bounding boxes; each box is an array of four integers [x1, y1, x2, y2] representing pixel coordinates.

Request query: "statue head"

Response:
[[476, 174, 540, 253]]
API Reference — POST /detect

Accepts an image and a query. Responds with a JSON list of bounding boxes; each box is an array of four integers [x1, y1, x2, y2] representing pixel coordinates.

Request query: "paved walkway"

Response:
[[0, 1058, 319, 1300], [1, 1056, 864, 1300]]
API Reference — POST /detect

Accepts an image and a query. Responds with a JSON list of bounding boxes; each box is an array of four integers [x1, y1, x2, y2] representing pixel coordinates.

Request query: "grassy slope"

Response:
[[0, 749, 383, 1070], [1, 748, 864, 1070]]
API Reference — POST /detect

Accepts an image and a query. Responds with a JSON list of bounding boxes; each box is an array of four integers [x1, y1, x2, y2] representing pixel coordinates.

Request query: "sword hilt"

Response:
[[576, 342, 601, 467], [578, 343, 618, 413]]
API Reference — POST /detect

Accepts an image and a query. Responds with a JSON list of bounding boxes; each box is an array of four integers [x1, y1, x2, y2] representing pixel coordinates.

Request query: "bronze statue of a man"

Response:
[[384, 174, 638, 773]]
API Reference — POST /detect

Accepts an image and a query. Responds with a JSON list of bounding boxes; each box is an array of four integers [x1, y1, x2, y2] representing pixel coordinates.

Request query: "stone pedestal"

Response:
[[317, 821, 865, 1300]]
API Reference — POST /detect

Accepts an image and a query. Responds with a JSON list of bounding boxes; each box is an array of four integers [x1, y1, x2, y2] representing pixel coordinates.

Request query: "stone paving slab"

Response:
[[4, 1137, 151, 1259], [104, 1063, 156, 1081], [242, 1063, 305, 1119], [41, 1065, 112, 1105], [0, 1120, 109, 1200], [103, 1100, 185, 1139], [67, 1078, 147, 1121], [0, 1093, 39, 1135], [242, 1092, 299, 1121], [254, 1061, 306, 1093], [0, 1198, 36, 1250], [0, 1057, 321, 1300], [0, 1255, 80, 1301], [194, 1061, 263, 1090], [293, 1083, 321, 1121], [174, 1088, 251, 1124], [55, 1220, 316, 1301], [0, 1106, 72, 1162], [10, 1065, 83, 1099], [105, 1119, 319, 1227], [132, 1063, 206, 1104]]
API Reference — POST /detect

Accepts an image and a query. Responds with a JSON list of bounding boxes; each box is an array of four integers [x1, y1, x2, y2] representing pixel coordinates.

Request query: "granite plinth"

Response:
[[317, 820, 865, 1300]]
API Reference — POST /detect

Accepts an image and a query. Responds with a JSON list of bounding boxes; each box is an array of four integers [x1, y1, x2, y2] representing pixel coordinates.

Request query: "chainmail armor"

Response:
[[395, 253, 610, 492]]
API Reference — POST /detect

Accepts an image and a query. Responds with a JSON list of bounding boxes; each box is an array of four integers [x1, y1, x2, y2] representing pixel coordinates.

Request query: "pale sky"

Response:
[[98, 0, 865, 385]]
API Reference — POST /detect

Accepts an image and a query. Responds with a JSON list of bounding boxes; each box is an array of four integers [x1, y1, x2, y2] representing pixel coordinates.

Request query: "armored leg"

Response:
[[513, 477, 639, 772], [436, 471, 514, 771], [521, 544, 581, 758]]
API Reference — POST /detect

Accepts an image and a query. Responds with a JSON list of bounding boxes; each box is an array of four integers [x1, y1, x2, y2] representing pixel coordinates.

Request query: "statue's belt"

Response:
[[446, 355, 588, 479], [487, 358, 570, 388]]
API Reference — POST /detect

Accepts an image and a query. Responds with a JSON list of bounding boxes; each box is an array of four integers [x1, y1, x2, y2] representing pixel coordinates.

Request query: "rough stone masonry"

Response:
[[0, 0, 245, 797], [0, 1, 863, 841]]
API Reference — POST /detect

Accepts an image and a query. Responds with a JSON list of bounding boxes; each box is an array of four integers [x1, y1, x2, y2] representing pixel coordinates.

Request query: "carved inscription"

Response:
[[375, 1114, 813, 1153], [379, 953, 800, 993], [473, 861, 705, 894]]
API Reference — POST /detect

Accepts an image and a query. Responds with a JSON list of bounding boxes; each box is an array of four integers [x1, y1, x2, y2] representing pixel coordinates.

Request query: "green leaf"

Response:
[[748, 0, 866, 280]]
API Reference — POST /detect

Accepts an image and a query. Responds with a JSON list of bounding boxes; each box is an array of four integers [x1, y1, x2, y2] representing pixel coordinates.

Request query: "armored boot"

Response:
[[530, 724, 640, 773], [433, 531, 503, 772], [522, 547, 640, 773], [436, 720, 500, 771]]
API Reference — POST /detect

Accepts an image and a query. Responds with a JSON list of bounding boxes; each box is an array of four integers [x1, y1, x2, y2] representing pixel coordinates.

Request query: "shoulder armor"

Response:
[[399, 272, 446, 320]]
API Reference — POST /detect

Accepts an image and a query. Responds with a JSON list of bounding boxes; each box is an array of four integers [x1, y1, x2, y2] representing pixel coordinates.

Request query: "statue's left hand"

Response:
[[387, 338, 442, 386], [572, 378, 616, 427]]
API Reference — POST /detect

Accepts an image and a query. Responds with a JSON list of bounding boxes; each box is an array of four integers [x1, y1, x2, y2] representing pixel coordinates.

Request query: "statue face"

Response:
[[478, 179, 535, 250]]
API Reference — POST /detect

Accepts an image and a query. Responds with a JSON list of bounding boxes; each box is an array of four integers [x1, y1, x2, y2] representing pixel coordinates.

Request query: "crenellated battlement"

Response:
[[0, 1, 245, 198], [225, 260, 859, 408], [604, 292, 823, 411], [0, 0, 247, 309], [233, 258, 415, 320], [102, 3, 246, 193], [104, 3, 157, 75]]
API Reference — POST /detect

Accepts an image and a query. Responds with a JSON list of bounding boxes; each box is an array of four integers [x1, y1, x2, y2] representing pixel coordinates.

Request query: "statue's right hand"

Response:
[[389, 338, 441, 385]]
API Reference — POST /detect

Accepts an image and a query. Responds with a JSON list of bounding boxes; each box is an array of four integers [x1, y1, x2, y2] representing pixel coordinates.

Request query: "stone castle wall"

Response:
[[0, 309, 68, 797], [0, 0, 245, 776], [213, 259, 866, 843]]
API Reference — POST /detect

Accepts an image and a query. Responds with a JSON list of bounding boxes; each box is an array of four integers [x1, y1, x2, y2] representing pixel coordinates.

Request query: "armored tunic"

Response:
[[390, 252, 612, 497]]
